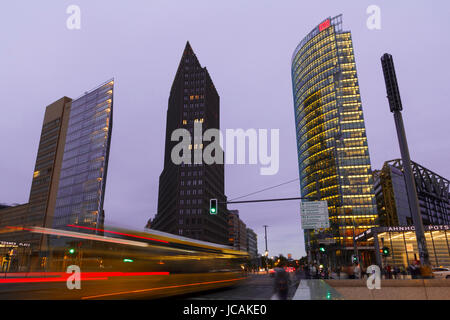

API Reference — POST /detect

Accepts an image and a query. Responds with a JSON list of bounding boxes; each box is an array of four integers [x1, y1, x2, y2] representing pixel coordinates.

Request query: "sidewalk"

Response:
[[292, 279, 344, 300]]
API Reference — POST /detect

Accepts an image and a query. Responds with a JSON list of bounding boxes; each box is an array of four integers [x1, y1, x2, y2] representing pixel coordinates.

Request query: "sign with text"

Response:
[[318, 238, 336, 245], [300, 200, 329, 229]]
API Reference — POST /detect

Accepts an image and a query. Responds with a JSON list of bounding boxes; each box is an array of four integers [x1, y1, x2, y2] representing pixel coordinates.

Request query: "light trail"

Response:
[[81, 277, 246, 299], [0, 272, 170, 284], [67, 225, 170, 244]]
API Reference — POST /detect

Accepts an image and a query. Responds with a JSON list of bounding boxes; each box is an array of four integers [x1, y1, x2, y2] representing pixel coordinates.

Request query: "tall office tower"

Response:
[[28, 97, 73, 232], [0, 97, 72, 253], [0, 97, 72, 268], [152, 42, 228, 244], [291, 15, 378, 266], [53, 79, 114, 232], [0, 81, 113, 270]]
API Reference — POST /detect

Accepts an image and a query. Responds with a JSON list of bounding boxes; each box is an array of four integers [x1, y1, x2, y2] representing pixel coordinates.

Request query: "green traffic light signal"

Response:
[[381, 246, 390, 256], [69, 248, 75, 254], [319, 245, 326, 252], [210, 199, 218, 215]]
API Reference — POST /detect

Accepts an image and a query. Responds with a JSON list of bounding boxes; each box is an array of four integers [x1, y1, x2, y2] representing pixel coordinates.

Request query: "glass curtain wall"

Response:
[[53, 79, 114, 232], [291, 15, 377, 264]]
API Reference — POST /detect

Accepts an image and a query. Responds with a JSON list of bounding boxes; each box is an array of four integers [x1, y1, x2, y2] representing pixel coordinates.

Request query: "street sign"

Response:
[[300, 200, 329, 229], [318, 238, 336, 245]]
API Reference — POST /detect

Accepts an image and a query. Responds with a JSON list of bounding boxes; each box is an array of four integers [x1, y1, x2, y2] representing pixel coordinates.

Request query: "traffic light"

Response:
[[352, 255, 358, 264], [209, 199, 217, 214], [68, 248, 75, 255], [319, 244, 326, 253], [381, 246, 390, 256]]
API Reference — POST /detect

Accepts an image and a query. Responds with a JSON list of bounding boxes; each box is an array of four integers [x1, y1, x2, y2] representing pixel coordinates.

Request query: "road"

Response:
[[0, 272, 304, 300], [185, 273, 302, 300]]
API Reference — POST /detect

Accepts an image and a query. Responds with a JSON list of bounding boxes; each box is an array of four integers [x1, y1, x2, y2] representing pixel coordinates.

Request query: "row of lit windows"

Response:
[[182, 118, 204, 125], [294, 48, 338, 85], [297, 100, 337, 128], [293, 32, 336, 72], [294, 51, 337, 89], [298, 108, 338, 136], [295, 57, 338, 96]]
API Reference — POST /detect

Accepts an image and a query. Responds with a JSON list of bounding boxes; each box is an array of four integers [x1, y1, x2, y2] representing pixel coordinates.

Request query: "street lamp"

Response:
[[381, 53, 430, 267]]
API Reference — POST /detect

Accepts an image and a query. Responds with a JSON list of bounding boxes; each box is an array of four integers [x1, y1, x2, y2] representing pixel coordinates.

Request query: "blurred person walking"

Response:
[[273, 261, 290, 300]]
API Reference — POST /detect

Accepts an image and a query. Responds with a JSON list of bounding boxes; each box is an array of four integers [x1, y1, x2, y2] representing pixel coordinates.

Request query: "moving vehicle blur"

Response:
[[0, 225, 249, 299]]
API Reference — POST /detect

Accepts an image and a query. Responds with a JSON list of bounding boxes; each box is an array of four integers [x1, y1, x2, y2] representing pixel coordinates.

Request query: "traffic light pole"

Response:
[[220, 196, 314, 205]]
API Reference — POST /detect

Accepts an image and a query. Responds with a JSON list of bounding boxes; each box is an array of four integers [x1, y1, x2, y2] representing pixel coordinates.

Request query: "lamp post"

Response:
[[263, 225, 269, 272], [381, 53, 430, 267]]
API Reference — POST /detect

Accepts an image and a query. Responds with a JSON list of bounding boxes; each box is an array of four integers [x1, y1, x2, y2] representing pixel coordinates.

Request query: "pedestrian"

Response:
[[304, 264, 310, 279], [354, 263, 361, 279], [393, 266, 400, 279], [273, 261, 290, 300], [348, 265, 355, 279], [310, 264, 317, 279], [386, 265, 392, 279]]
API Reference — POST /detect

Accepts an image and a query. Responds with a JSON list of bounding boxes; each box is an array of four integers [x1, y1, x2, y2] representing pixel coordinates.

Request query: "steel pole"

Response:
[[263, 225, 269, 272], [381, 53, 430, 267], [392, 111, 430, 266]]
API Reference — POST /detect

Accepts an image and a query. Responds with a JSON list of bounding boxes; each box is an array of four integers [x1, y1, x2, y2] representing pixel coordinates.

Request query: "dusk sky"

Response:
[[1, 1, 449, 259]]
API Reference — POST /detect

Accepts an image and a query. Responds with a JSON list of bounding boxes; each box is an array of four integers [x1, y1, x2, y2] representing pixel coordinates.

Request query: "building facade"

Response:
[[356, 225, 450, 268], [152, 42, 228, 245], [0, 80, 113, 270], [227, 210, 248, 251], [53, 79, 114, 232], [0, 97, 73, 255], [291, 15, 378, 266], [374, 159, 450, 227], [246, 227, 258, 258]]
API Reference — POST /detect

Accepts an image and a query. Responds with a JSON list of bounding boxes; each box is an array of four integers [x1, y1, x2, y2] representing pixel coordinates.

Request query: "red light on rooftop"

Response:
[[319, 19, 330, 32]]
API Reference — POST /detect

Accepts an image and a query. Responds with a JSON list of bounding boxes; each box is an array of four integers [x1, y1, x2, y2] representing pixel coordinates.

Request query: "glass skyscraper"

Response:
[[53, 79, 114, 232], [291, 15, 378, 266]]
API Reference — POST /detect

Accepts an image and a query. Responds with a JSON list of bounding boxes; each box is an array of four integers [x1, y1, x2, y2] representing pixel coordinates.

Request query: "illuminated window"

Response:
[[33, 171, 40, 178]]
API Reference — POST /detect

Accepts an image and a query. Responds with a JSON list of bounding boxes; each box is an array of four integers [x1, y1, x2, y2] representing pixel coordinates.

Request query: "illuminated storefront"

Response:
[[356, 225, 450, 268], [291, 15, 378, 266]]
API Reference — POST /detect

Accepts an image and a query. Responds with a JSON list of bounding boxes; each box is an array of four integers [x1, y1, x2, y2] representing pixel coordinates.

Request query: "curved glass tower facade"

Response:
[[291, 15, 378, 266], [53, 79, 114, 232]]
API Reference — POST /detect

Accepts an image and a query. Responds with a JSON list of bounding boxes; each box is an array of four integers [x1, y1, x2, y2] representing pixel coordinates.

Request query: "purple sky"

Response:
[[1, 1, 449, 259]]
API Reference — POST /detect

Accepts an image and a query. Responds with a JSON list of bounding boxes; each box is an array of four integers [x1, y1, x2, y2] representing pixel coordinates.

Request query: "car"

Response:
[[432, 267, 450, 279], [284, 267, 294, 273]]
